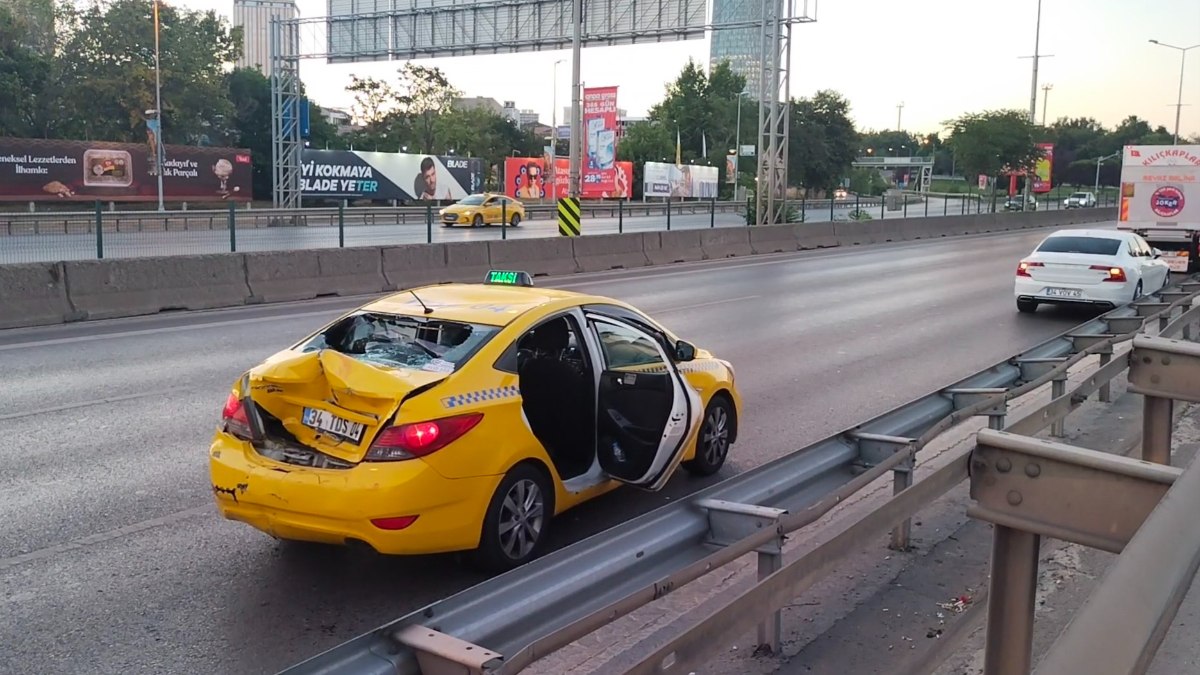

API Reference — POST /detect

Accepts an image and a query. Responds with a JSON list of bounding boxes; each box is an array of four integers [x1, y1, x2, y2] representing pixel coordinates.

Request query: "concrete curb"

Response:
[[0, 208, 1117, 329]]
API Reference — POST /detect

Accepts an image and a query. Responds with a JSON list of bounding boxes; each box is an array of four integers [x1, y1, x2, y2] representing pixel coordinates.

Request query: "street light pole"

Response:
[[1149, 39, 1200, 145], [734, 90, 747, 194], [1095, 151, 1119, 193], [550, 58, 563, 202], [153, 0, 165, 211]]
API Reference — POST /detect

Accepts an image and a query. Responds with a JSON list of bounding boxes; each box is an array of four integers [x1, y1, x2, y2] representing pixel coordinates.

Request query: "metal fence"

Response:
[[277, 276, 1194, 674], [0, 190, 1112, 264]]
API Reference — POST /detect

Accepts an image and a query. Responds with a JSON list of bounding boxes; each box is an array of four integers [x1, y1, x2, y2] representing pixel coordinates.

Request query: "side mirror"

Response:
[[674, 340, 696, 362], [1153, 248, 1163, 258]]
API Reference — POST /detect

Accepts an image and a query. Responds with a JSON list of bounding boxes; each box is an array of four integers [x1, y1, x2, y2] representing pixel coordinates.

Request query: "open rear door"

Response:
[[586, 313, 700, 491]]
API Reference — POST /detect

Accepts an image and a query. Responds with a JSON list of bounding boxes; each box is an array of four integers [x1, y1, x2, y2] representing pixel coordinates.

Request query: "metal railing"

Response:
[[278, 276, 1200, 675]]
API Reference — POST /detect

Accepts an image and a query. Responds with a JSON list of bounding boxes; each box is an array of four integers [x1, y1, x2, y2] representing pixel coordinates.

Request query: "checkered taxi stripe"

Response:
[[441, 384, 521, 409]]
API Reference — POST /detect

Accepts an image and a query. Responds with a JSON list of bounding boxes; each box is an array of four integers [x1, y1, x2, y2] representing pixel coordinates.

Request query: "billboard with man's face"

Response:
[[301, 150, 484, 200], [504, 156, 632, 200], [0, 137, 252, 202]]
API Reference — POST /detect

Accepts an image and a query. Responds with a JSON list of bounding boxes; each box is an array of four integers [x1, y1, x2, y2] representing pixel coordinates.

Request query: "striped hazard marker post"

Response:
[[557, 197, 581, 237]]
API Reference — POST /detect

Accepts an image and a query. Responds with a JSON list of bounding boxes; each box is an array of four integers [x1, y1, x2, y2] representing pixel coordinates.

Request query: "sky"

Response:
[[179, 0, 1200, 138]]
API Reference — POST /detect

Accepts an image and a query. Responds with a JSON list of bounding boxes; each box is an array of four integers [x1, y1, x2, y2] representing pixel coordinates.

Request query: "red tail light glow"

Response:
[[1017, 261, 1043, 277], [221, 392, 254, 440], [370, 515, 419, 530], [1090, 265, 1127, 282], [365, 413, 484, 461]]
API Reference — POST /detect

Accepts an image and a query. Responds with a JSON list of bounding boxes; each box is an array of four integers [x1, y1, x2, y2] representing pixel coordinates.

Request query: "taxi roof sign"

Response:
[[484, 270, 534, 287]]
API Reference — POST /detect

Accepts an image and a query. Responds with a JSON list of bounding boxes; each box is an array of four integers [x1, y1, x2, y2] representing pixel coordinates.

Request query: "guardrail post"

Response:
[[619, 200, 624, 233], [830, 195, 835, 221], [710, 197, 715, 228], [426, 204, 433, 243], [1050, 375, 1068, 438], [695, 499, 787, 655], [666, 198, 672, 231], [849, 432, 918, 551], [94, 200, 103, 259], [800, 195, 806, 222], [228, 200, 237, 252], [501, 201, 508, 240], [1143, 395, 1174, 465], [983, 525, 1041, 675], [944, 197, 948, 216], [337, 202, 345, 248]]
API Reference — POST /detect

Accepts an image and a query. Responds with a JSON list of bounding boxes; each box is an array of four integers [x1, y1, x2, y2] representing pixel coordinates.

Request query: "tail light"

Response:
[[1017, 261, 1043, 277], [221, 391, 254, 440], [1090, 265, 1127, 282], [365, 413, 484, 461]]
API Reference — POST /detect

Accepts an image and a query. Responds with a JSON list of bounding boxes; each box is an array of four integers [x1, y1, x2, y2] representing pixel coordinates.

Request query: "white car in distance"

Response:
[[1014, 229, 1172, 313]]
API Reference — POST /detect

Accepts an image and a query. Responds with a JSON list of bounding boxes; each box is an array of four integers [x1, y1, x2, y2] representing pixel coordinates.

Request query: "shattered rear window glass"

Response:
[[301, 312, 501, 371]]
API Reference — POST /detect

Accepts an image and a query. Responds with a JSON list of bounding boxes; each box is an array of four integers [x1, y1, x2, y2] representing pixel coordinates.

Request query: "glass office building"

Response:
[[709, 0, 762, 99]]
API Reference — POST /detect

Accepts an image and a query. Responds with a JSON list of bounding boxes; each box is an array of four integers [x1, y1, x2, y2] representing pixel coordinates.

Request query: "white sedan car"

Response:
[[1014, 229, 1172, 313]]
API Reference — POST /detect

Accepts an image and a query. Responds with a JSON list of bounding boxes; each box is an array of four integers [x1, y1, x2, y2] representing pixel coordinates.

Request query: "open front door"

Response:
[[587, 314, 700, 490]]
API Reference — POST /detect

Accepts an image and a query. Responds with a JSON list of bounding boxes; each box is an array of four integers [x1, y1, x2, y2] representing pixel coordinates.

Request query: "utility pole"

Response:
[[1041, 83, 1053, 126], [896, 101, 904, 130], [568, 0, 583, 199], [152, 0, 165, 212], [550, 58, 563, 202], [1018, 0, 1053, 209]]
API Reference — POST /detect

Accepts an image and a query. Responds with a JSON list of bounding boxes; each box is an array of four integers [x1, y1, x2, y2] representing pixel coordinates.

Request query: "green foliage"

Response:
[[789, 90, 859, 192], [946, 109, 1044, 181], [743, 198, 802, 225]]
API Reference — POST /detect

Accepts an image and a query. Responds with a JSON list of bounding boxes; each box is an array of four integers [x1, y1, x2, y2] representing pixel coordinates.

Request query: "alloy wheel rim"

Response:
[[498, 479, 544, 560], [702, 406, 730, 466]]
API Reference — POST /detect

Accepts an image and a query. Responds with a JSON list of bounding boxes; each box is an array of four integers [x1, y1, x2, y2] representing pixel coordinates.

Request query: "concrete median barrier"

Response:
[[316, 247, 388, 296], [244, 250, 322, 303], [796, 222, 838, 249], [444, 241, 492, 282], [646, 230, 706, 265], [64, 254, 250, 320], [489, 238, 579, 277], [0, 262, 76, 329], [382, 243, 451, 289], [700, 228, 753, 259], [748, 224, 800, 254], [571, 233, 651, 272]]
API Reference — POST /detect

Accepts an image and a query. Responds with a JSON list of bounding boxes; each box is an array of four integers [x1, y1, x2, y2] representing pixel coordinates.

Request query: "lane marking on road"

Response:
[[652, 295, 761, 313], [0, 308, 343, 352], [0, 386, 195, 422], [0, 505, 212, 573]]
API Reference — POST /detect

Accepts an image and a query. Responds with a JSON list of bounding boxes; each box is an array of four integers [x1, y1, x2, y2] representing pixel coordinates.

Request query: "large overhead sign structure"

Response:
[[270, 0, 815, 221]]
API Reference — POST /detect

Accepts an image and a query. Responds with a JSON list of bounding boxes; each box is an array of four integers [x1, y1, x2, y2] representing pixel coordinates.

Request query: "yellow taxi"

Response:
[[439, 193, 525, 228], [210, 270, 742, 571]]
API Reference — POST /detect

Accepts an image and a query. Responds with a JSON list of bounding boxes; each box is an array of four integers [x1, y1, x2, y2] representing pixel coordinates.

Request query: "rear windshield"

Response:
[[1036, 236, 1121, 255], [300, 312, 500, 373]]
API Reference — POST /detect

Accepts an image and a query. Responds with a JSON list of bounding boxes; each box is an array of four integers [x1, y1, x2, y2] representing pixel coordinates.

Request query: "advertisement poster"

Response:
[[1032, 142, 1054, 193], [642, 161, 719, 199], [1118, 145, 1199, 227], [0, 137, 252, 202], [726, 153, 736, 183], [583, 86, 620, 192], [301, 149, 483, 201], [505, 156, 632, 200]]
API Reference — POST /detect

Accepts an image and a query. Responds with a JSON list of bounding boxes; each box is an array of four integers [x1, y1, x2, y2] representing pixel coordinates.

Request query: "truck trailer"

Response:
[[1116, 144, 1200, 273]]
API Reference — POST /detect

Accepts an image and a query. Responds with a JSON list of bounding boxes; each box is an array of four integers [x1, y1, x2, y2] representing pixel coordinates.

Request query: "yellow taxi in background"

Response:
[[210, 270, 742, 571], [439, 193, 525, 228]]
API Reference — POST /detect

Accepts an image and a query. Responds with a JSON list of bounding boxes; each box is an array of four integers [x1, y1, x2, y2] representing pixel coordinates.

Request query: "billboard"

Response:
[[301, 149, 484, 200], [583, 86, 620, 194], [1032, 142, 1054, 193], [643, 162, 719, 199], [505, 156, 633, 200], [0, 137, 252, 202]]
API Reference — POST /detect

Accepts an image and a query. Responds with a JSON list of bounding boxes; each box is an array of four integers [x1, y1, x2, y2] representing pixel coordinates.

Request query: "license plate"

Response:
[[302, 407, 365, 442], [1045, 287, 1082, 298]]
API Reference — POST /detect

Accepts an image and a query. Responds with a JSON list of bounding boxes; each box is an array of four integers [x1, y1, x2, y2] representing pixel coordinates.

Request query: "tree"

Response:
[[0, 2, 53, 138], [617, 121, 673, 198], [434, 106, 542, 188], [788, 90, 860, 193], [859, 129, 922, 157], [394, 63, 461, 154], [946, 109, 1044, 181], [53, 0, 241, 144]]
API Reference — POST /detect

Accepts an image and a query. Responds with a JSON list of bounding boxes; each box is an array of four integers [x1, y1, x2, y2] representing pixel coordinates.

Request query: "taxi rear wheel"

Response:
[[472, 463, 554, 573], [683, 395, 734, 477]]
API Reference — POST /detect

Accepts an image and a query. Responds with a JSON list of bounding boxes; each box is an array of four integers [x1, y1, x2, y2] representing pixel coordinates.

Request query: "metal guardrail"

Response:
[[0, 200, 751, 235], [277, 276, 1200, 675]]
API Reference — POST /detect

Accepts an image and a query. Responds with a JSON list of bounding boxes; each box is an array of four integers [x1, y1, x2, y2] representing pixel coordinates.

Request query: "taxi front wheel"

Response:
[[472, 463, 555, 573], [682, 396, 734, 477]]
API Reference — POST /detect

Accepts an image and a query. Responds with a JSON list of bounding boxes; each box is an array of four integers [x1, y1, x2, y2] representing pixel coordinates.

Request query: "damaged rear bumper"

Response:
[[208, 431, 499, 555]]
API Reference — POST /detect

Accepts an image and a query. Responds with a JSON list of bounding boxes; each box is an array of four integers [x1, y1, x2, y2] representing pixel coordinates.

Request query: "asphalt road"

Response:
[[0, 224, 1099, 675], [0, 196, 969, 263]]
